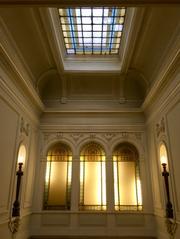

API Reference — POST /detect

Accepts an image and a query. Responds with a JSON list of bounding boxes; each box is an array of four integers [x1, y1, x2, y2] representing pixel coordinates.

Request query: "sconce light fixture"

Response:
[[12, 162, 24, 217], [12, 145, 26, 218], [161, 156, 173, 219], [9, 145, 26, 234]]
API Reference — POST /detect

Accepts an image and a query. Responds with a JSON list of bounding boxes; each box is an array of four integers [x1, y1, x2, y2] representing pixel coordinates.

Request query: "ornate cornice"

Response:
[[0, 17, 44, 114]]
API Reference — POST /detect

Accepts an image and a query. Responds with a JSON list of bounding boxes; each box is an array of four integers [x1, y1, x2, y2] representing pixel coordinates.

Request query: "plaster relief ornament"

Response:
[[71, 133, 84, 141], [104, 133, 117, 141], [56, 132, 63, 139], [20, 117, 29, 136], [156, 117, 165, 137]]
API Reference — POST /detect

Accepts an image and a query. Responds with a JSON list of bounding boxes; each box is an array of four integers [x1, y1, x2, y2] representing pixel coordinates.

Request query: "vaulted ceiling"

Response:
[[0, 4, 180, 112]]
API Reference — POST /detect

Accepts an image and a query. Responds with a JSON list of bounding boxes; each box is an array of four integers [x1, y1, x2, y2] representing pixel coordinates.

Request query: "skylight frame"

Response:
[[58, 7, 126, 56]]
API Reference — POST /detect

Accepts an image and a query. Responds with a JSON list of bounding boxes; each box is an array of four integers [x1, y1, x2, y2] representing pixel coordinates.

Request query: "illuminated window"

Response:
[[44, 143, 72, 210], [58, 7, 126, 55], [113, 143, 142, 211], [80, 142, 106, 210]]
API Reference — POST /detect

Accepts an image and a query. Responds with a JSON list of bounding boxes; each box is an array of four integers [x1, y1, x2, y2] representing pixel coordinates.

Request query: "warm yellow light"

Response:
[[160, 144, 168, 169], [80, 155, 106, 208], [80, 157, 84, 185], [113, 158, 119, 206], [97, 162, 101, 205], [102, 158, 106, 206], [45, 161, 51, 184], [160, 155, 167, 165], [137, 179, 142, 205], [17, 145, 26, 165], [68, 158, 72, 183]]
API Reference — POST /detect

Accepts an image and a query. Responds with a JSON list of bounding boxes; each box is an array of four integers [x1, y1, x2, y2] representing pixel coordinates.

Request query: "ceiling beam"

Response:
[[0, 0, 179, 6]]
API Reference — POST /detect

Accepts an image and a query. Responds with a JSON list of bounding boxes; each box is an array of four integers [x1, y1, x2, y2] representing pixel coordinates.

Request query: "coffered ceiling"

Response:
[[0, 2, 180, 112]]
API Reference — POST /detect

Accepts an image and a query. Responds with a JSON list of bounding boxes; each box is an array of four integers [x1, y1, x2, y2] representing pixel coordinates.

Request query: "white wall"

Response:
[[146, 65, 180, 239], [0, 65, 40, 239]]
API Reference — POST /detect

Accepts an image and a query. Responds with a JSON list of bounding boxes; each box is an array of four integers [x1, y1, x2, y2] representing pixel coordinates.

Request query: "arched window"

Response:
[[113, 143, 142, 211], [44, 143, 72, 210], [80, 142, 106, 210]]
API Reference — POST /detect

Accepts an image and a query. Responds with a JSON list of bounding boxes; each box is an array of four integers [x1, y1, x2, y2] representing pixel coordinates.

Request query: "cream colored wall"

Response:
[[0, 66, 39, 239], [146, 66, 180, 239]]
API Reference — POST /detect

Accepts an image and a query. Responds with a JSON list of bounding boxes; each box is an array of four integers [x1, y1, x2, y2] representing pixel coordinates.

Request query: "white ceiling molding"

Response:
[[0, 61, 41, 125], [0, 17, 44, 112], [120, 7, 145, 73], [30, 8, 55, 67], [39, 8, 65, 73], [142, 22, 180, 110], [0, 16, 37, 84]]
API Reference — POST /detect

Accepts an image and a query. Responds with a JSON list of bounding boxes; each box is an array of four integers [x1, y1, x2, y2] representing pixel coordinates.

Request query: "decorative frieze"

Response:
[[71, 133, 84, 141], [42, 131, 143, 150], [104, 133, 117, 141]]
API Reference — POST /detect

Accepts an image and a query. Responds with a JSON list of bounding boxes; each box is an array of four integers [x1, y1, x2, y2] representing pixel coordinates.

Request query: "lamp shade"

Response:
[[159, 143, 168, 169], [17, 145, 26, 165]]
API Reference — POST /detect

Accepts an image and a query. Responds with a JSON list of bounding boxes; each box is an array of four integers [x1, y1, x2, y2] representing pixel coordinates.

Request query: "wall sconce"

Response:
[[12, 162, 24, 217], [9, 145, 26, 234], [161, 156, 173, 219]]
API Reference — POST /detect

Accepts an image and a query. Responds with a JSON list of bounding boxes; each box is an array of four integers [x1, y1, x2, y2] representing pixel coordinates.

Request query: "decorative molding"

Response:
[[20, 117, 30, 136], [8, 217, 20, 234], [89, 133, 96, 139], [165, 218, 177, 239], [56, 132, 63, 139], [41, 131, 143, 157], [142, 22, 180, 111], [0, 17, 44, 113], [60, 97, 67, 104], [71, 133, 84, 142], [156, 117, 165, 138], [103, 133, 117, 141]]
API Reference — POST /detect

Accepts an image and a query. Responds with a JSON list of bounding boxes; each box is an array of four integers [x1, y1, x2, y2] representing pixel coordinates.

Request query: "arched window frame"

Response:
[[79, 141, 106, 211], [113, 142, 143, 211], [44, 142, 72, 210]]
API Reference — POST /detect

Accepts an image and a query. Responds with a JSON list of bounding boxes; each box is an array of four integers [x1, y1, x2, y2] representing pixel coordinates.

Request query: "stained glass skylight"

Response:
[[58, 7, 126, 55]]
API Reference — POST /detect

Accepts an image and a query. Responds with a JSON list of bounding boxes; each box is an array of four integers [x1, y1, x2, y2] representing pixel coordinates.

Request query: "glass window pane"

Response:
[[80, 143, 106, 210], [113, 143, 142, 211], [83, 25, 92, 31], [48, 162, 67, 205], [82, 17, 91, 24], [44, 143, 72, 210], [118, 162, 137, 205], [59, 7, 126, 55]]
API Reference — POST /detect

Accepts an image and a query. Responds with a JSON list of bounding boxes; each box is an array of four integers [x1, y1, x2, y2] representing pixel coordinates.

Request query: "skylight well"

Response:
[[59, 7, 126, 55]]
